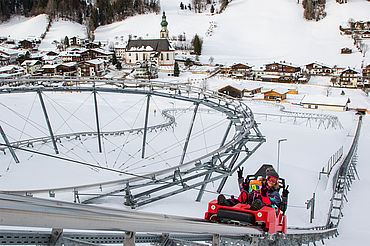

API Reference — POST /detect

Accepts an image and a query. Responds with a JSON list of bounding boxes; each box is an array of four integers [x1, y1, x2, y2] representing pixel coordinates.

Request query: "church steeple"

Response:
[[160, 11, 169, 39]]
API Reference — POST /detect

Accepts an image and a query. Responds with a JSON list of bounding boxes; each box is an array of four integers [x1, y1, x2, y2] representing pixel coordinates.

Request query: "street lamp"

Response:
[[277, 138, 287, 174]]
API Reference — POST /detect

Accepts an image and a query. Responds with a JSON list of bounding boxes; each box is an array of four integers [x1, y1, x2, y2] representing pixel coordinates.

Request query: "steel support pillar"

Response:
[[216, 142, 244, 193], [212, 234, 220, 246], [195, 171, 212, 202], [179, 103, 199, 165], [93, 87, 102, 153], [220, 121, 233, 148], [0, 125, 19, 163], [37, 90, 59, 154], [124, 231, 135, 246], [196, 121, 233, 201], [49, 228, 63, 246], [142, 95, 151, 158]]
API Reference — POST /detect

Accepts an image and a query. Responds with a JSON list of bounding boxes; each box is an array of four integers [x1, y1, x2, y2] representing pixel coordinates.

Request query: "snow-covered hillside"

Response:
[[1, 0, 368, 69], [94, 0, 370, 68], [39, 19, 87, 51], [0, 14, 49, 40]]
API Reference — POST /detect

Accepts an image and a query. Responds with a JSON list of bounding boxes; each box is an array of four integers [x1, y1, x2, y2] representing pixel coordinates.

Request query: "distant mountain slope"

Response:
[[95, 0, 369, 68], [0, 14, 49, 40], [204, 0, 370, 67]]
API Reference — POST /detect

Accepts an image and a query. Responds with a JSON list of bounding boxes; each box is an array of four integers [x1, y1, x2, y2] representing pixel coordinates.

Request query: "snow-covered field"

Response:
[[0, 0, 370, 244], [0, 14, 49, 40], [39, 19, 87, 51]]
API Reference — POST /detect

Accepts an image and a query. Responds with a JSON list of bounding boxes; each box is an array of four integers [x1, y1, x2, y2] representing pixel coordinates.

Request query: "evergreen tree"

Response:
[[210, 4, 214, 14], [180, 2, 184, 10], [64, 36, 69, 47], [116, 62, 122, 70], [112, 53, 118, 66], [174, 61, 180, 77], [192, 34, 203, 55]]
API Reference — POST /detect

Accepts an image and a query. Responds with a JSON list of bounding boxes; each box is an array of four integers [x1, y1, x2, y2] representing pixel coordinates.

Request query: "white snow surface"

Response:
[[0, 0, 369, 244], [0, 14, 49, 40], [39, 19, 87, 51]]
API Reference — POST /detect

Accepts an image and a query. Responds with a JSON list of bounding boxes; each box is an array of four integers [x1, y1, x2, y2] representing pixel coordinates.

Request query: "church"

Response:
[[124, 12, 175, 66]]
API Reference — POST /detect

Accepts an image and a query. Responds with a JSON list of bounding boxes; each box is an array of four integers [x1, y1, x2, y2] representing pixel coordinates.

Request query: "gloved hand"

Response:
[[261, 186, 268, 197], [237, 167, 244, 179], [283, 185, 289, 197]]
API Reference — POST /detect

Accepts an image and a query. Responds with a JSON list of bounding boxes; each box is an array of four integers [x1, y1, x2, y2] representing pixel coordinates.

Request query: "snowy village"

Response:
[[0, 0, 369, 246]]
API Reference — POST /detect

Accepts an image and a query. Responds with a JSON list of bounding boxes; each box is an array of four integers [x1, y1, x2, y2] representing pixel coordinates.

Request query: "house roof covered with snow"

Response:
[[126, 39, 174, 52], [21, 60, 41, 66], [301, 95, 349, 107]]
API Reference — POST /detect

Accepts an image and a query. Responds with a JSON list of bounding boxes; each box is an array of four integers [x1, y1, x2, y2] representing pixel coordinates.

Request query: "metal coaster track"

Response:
[[0, 77, 363, 245], [0, 77, 265, 208]]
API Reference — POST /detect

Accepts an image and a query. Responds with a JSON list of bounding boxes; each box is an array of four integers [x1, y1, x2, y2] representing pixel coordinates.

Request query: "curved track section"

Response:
[[0, 78, 265, 207], [0, 108, 176, 153]]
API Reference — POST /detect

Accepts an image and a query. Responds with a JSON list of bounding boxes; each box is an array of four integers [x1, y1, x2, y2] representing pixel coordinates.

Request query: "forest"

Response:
[[0, 0, 160, 28]]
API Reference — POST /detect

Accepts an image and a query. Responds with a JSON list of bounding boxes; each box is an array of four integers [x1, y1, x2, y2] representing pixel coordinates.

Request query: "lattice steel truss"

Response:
[[0, 77, 265, 207]]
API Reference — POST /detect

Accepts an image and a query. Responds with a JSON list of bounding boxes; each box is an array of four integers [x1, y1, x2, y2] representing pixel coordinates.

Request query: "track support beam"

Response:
[[142, 95, 151, 158], [0, 125, 19, 163], [37, 90, 59, 154], [93, 85, 102, 153], [124, 231, 135, 246], [212, 234, 220, 246], [179, 103, 199, 165], [49, 228, 63, 246]]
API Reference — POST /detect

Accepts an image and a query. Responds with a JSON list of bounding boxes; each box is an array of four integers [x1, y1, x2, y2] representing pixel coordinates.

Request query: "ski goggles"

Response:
[[249, 184, 261, 192], [267, 175, 278, 184]]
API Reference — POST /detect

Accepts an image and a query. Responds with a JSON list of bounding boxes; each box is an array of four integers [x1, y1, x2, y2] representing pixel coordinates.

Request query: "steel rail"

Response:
[[0, 192, 262, 235], [0, 81, 264, 208], [0, 108, 176, 152]]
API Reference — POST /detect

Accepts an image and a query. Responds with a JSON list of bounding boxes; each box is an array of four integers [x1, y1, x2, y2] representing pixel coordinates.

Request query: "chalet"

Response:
[[305, 62, 333, 75], [341, 48, 352, 54], [21, 60, 42, 75], [42, 51, 62, 64], [85, 42, 101, 49], [231, 63, 252, 71], [69, 36, 83, 47], [60, 50, 81, 63], [0, 53, 9, 66], [259, 74, 281, 82], [218, 84, 245, 98], [243, 85, 263, 97], [0, 47, 19, 64], [225, 63, 253, 78], [362, 31, 370, 39], [339, 68, 361, 87], [258, 62, 302, 82], [263, 89, 289, 101], [77, 59, 106, 77], [133, 61, 158, 79], [46, 51, 59, 56], [363, 64, 370, 80], [265, 62, 301, 74], [0, 65, 25, 77], [301, 95, 349, 111], [41, 64, 59, 75], [79, 49, 113, 61], [57, 62, 77, 76], [124, 12, 175, 66], [18, 40, 34, 49], [115, 45, 126, 60]]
